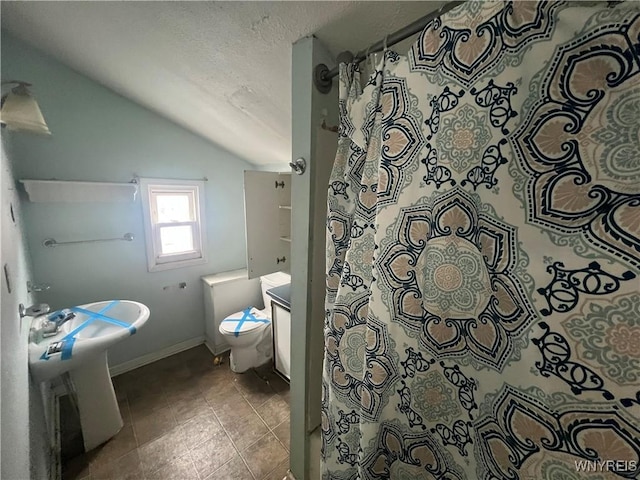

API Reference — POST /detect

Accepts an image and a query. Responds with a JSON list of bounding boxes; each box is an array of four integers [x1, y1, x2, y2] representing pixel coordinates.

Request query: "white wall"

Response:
[[1, 31, 256, 368], [1, 136, 50, 480], [258, 162, 291, 172]]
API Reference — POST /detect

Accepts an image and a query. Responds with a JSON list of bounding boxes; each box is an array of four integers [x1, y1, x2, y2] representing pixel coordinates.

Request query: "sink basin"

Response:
[[28, 300, 150, 451], [29, 300, 149, 381]]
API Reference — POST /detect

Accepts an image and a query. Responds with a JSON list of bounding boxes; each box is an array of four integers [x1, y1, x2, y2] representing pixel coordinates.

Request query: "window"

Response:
[[140, 178, 207, 272]]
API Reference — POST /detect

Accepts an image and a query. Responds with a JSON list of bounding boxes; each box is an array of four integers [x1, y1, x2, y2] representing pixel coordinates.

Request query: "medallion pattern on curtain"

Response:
[[322, 1, 640, 479]]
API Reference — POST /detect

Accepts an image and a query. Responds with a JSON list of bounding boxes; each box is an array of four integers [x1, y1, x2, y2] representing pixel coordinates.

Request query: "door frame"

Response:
[[289, 35, 338, 479]]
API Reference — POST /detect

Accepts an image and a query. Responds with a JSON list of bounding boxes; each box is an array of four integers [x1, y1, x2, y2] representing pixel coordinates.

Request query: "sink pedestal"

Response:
[[28, 300, 149, 449], [70, 351, 123, 451]]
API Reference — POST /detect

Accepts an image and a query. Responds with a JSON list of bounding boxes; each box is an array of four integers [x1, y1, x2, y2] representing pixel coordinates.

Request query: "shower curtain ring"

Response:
[[365, 44, 374, 71]]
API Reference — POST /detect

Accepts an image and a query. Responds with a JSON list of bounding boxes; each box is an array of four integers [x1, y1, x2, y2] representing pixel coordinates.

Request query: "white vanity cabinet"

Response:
[[244, 171, 291, 279], [266, 284, 291, 381], [271, 303, 291, 380]]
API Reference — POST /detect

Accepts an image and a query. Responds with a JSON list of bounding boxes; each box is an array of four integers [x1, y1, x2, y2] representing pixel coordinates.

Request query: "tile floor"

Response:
[[63, 345, 291, 480]]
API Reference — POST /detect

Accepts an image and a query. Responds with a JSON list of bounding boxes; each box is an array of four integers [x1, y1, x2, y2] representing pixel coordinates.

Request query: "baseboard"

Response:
[[109, 336, 205, 377], [204, 338, 230, 357]]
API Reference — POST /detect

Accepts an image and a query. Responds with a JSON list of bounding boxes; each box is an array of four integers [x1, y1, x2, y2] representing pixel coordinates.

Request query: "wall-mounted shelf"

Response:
[[279, 236, 291, 243], [20, 179, 138, 203]]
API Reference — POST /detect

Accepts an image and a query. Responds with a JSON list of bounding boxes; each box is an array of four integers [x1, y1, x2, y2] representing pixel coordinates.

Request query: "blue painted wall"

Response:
[[2, 31, 256, 367]]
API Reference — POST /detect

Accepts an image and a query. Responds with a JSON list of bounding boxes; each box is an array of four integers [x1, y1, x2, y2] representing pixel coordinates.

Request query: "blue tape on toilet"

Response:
[[222, 307, 269, 337]]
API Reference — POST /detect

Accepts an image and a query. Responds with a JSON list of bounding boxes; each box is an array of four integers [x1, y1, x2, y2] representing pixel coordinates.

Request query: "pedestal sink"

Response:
[[28, 300, 150, 451]]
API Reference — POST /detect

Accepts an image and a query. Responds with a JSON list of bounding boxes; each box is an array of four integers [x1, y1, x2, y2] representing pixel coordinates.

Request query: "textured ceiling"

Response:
[[1, 1, 444, 165]]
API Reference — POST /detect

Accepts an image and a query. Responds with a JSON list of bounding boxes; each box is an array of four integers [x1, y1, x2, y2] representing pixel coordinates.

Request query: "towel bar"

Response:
[[43, 233, 134, 248]]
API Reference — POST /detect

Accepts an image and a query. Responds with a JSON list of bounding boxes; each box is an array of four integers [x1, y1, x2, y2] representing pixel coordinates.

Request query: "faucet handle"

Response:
[[19, 303, 51, 318]]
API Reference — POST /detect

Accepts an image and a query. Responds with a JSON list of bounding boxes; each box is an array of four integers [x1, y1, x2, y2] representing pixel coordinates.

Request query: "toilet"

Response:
[[218, 271, 290, 373]]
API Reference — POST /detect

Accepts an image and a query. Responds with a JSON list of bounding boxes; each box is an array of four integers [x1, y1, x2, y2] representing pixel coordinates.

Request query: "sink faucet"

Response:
[[41, 310, 76, 338], [19, 303, 50, 318]]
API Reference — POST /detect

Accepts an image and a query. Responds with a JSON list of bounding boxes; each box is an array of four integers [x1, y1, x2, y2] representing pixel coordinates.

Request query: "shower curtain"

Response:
[[321, 1, 640, 479]]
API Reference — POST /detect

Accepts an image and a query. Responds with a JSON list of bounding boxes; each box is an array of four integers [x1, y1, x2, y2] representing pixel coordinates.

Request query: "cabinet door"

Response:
[[244, 171, 289, 279], [272, 303, 291, 380]]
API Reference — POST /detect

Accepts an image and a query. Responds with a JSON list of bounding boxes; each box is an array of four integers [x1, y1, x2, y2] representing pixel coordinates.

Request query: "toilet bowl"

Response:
[[219, 272, 290, 373]]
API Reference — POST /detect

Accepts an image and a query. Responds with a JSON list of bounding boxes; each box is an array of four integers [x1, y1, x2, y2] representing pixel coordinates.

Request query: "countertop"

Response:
[[266, 283, 291, 309]]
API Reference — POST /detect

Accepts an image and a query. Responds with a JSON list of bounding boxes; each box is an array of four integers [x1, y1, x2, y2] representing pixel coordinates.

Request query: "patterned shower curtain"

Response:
[[321, 1, 640, 479]]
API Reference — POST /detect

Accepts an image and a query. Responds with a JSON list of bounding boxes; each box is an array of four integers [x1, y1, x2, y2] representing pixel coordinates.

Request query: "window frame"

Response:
[[140, 178, 207, 272]]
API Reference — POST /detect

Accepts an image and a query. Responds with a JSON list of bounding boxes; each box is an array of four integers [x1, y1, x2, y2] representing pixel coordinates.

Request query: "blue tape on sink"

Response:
[[39, 300, 136, 361], [222, 307, 269, 337], [39, 301, 115, 361], [70, 306, 136, 333], [39, 300, 138, 361], [59, 300, 121, 360]]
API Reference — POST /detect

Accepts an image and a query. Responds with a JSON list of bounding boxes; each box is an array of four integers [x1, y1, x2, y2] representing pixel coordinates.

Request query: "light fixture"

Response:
[[0, 81, 51, 135]]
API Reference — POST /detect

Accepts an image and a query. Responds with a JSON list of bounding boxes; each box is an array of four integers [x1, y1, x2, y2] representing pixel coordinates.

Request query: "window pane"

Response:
[[156, 194, 193, 223], [159, 225, 194, 254]]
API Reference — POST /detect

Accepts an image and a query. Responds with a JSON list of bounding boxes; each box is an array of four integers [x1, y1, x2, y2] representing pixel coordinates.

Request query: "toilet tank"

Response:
[[260, 271, 291, 314], [202, 269, 262, 355]]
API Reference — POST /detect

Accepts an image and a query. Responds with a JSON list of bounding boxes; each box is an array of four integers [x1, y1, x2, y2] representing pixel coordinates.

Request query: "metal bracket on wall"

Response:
[[289, 157, 306, 175], [314, 64, 332, 94], [27, 281, 51, 293], [314, 51, 355, 94]]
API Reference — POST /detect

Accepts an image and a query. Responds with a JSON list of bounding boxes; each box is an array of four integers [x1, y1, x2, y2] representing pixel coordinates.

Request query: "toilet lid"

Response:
[[220, 307, 270, 337]]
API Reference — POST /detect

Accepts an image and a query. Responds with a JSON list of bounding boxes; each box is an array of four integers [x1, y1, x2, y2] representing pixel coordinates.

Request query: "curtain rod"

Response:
[[131, 175, 208, 183], [313, 0, 464, 93]]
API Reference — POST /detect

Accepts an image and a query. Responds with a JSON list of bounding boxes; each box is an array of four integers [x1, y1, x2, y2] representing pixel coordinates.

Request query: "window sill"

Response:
[[148, 255, 207, 272]]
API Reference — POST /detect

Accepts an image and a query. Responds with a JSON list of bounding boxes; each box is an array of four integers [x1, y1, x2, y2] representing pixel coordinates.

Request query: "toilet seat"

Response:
[[220, 307, 270, 337]]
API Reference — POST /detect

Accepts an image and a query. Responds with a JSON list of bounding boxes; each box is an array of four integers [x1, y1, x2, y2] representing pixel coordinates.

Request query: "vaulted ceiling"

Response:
[[1, 1, 444, 165]]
